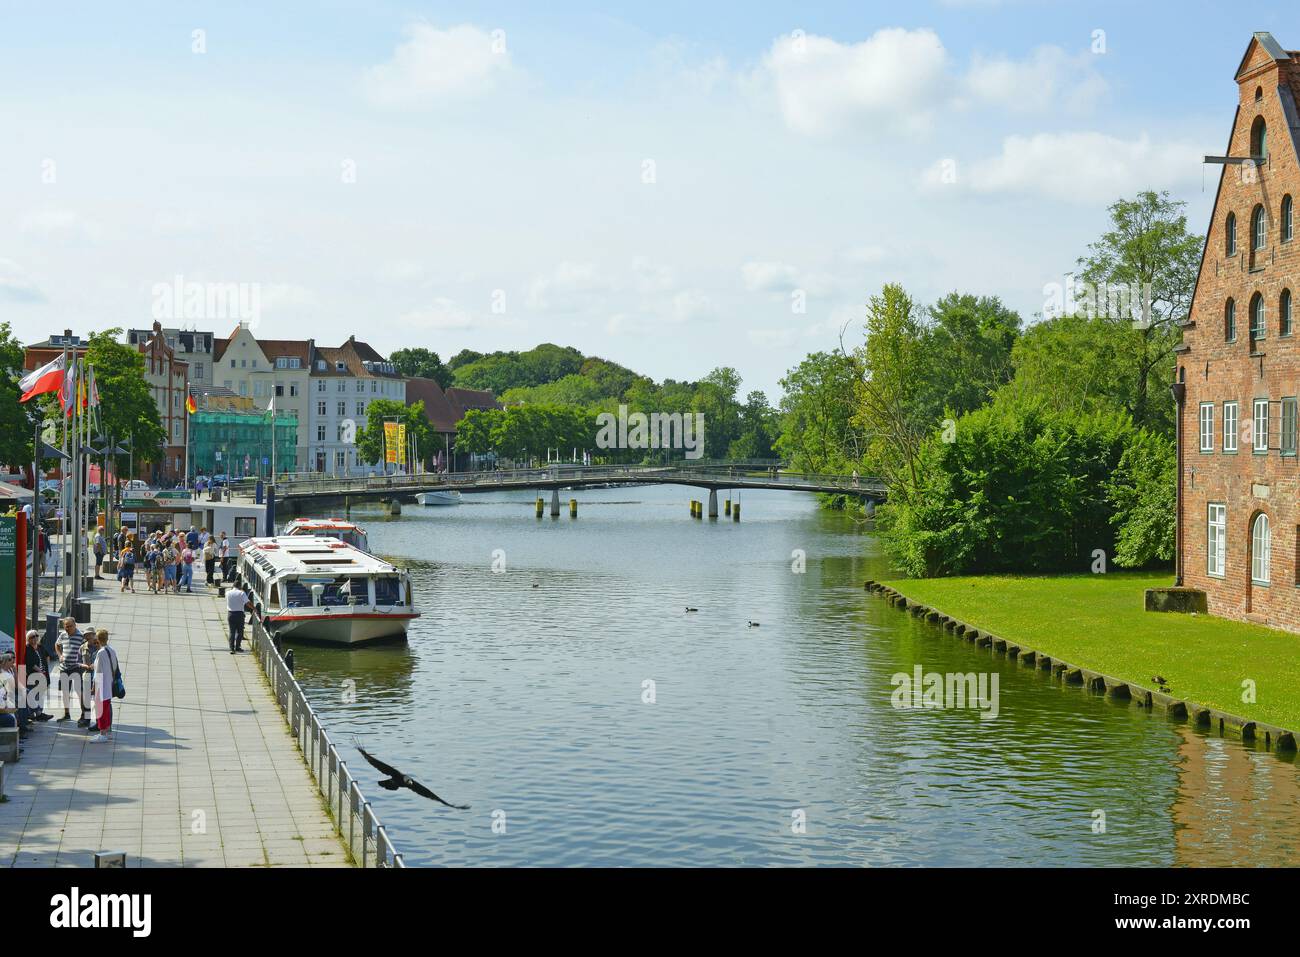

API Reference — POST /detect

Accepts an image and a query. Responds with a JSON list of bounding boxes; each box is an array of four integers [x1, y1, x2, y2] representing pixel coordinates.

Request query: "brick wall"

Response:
[[1179, 36, 1300, 629]]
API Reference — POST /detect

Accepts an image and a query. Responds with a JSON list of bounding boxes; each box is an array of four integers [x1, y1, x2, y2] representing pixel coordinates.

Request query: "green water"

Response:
[[287, 485, 1300, 866]]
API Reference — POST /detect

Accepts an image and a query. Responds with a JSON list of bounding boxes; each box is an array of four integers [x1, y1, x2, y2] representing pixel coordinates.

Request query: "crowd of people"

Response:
[[2, 617, 121, 745], [92, 525, 234, 594]]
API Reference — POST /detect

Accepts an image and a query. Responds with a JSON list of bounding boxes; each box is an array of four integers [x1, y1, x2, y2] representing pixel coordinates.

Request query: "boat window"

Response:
[[319, 577, 363, 606], [374, 576, 404, 606], [269, 583, 280, 610], [285, 580, 314, 608]]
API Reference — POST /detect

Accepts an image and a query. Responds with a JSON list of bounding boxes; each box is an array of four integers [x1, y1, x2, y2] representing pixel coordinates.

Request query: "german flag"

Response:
[[185, 393, 197, 414]]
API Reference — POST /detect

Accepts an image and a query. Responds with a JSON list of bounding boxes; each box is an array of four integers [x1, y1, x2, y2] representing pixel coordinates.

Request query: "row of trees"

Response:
[[775, 190, 1196, 575]]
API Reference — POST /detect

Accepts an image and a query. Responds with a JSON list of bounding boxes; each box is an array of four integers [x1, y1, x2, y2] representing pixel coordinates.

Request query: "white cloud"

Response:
[[0, 258, 45, 303], [963, 46, 1107, 113], [669, 289, 715, 324], [741, 260, 802, 293], [747, 327, 801, 349], [527, 261, 611, 311], [20, 209, 103, 243], [400, 297, 476, 330], [921, 132, 1203, 203], [760, 28, 949, 136], [364, 23, 510, 106]]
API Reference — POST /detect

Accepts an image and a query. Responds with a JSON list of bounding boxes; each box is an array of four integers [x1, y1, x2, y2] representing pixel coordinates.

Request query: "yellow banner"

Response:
[[397, 424, 407, 466], [384, 422, 399, 463]]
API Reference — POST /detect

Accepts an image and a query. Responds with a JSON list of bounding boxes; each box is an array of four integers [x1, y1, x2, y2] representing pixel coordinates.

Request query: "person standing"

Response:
[[180, 541, 195, 593], [76, 633, 97, 727], [93, 528, 106, 579], [202, 535, 217, 586], [87, 630, 118, 743], [0, 652, 16, 733], [226, 583, 250, 654], [219, 532, 232, 582], [54, 618, 89, 724], [24, 630, 50, 723], [162, 538, 177, 593]]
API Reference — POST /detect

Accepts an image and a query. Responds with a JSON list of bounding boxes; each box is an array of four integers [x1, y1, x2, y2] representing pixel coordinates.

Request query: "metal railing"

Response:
[[234, 464, 886, 500], [249, 615, 405, 868]]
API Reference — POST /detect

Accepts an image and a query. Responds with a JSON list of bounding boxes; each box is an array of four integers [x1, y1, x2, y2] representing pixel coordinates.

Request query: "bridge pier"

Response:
[[389, 499, 401, 516], [864, 498, 876, 518], [550, 489, 560, 517], [707, 489, 718, 518]]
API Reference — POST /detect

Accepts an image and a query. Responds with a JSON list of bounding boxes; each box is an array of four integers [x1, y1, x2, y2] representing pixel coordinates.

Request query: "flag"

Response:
[[18, 354, 66, 402], [86, 365, 99, 408], [185, 393, 197, 415], [60, 359, 79, 416]]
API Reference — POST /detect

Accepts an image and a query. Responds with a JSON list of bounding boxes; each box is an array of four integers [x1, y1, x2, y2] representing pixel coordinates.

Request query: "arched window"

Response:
[[1252, 116, 1268, 159], [1284, 195, 1294, 243], [1225, 298, 1236, 341], [1256, 86, 1264, 103], [1253, 205, 1267, 250], [1252, 513, 1271, 584], [1282, 289, 1293, 337], [1226, 212, 1237, 256], [1250, 292, 1265, 341]]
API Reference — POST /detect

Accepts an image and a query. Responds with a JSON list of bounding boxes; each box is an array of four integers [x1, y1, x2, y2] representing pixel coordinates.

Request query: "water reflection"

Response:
[[285, 487, 1300, 867]]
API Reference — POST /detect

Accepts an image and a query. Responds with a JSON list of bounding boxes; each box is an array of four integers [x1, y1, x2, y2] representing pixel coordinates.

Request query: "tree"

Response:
[[919, 293, 1021, 421], [1106, 428, 1175, 567], [1003, 313, 1137, 419], [454, 408, 497, 457], [851, 283, 931, 495], [693, 367, 742, 459], [391, 348, 451, 389], [728, 391, 779, 460], [0, 322, 36, 472], [83, 329, 166, 473], [776, 350, 866, 474], [354, 399, 435, 467], [1073, 189, 1202, 433], [879, 395, 1135, 577]]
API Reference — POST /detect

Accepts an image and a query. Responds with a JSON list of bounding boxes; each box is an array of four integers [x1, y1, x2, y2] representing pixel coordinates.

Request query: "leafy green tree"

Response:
[[454, 408, 497, 456], [776, 350, 866, 474], [1073, 189, 1202, 433], [919, 293, 1021, 421], [728, 391, 779, 460], [0, 322, 36, 473], [391, 348, 451, 389], [693, 367, 742, 459], [83, 329, 166, 473], [1105, 428, 1175, 567], [1004, 313, 1137, 420], [355, 399, 435, 466], [851, 283, 931, 495], [447, 349, 482, 371], [879, 394, 1134, 577]]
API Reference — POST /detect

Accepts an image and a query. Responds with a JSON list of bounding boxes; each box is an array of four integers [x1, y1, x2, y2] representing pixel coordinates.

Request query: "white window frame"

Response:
[[1252, 513, 1271, 585], [1254, 399, 1270, 453], [1223, 402, 1239, 452], [1199, 403, 1214, 452], [1208, 503, 1226, 577]]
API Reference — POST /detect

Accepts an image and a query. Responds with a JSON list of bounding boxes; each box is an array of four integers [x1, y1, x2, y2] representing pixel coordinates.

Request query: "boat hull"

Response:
[[264, 612, 417, 645], [416, 491, 461, 506]]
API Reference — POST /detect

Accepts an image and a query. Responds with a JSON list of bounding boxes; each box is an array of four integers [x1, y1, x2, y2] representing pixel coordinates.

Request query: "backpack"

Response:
[[106, 647, 124, 700]]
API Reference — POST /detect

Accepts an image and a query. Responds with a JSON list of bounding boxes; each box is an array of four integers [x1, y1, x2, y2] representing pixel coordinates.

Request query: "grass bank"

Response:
[[879, 571, 1300, 732]]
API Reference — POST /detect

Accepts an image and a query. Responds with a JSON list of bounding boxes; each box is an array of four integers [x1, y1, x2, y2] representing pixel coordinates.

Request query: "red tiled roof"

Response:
[[405, 377, 460, 433]]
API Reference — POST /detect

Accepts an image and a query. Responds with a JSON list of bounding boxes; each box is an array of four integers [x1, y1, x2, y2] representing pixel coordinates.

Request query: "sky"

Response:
[[1, 0, 1294, 400]]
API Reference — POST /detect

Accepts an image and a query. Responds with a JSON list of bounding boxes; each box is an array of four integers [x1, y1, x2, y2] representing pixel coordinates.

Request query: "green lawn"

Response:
[[880, 571, 1300, 731]]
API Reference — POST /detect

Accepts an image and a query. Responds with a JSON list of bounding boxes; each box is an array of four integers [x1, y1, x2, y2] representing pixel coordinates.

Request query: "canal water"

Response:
[[288, 485, 1300, 866]]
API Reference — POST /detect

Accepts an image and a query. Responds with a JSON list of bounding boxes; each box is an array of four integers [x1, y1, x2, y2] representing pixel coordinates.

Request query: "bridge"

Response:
[[228, 464, 886, 516]]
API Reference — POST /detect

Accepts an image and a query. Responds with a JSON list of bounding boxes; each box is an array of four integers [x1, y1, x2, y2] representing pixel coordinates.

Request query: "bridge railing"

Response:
[[240, 464, 884, 499]]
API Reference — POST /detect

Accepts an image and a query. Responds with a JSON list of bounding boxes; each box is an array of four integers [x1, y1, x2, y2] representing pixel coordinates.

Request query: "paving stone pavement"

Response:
[[0, 568, 351, 868]]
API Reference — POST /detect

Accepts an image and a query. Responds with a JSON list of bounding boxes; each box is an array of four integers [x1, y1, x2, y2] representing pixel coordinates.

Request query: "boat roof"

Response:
[[282, 517, 367, 532], [239, 536, 398, 575]]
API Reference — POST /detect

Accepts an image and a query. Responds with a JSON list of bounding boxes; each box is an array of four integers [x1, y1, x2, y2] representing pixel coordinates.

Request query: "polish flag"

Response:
[[18, 354, 66, 403]]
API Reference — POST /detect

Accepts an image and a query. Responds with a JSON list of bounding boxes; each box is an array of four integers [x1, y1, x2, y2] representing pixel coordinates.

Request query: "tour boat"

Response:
[[280, 516, 370, 552], [416, 490, 461, 506], [237, 536, 418, 645]]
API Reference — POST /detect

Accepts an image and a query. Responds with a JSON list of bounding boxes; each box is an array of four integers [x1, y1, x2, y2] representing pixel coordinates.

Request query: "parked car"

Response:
[[124, 479, 150, 491]]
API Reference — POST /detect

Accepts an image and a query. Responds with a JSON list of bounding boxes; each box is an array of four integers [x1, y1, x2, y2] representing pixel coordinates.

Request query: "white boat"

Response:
[[281, 516, 370, 552], [416, 490, 461, 506], [237, 536, 418, 645]]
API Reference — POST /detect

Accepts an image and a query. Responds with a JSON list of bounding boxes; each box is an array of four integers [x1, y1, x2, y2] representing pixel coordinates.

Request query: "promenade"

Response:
[[0, 568, 349, 867]]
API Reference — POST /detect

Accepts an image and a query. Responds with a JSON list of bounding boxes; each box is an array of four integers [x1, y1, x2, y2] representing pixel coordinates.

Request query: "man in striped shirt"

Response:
[[54, 617, 90, 724]]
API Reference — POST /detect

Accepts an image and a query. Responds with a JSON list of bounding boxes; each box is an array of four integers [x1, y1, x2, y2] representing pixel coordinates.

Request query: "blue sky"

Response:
[[1, 1, 1294, 399]]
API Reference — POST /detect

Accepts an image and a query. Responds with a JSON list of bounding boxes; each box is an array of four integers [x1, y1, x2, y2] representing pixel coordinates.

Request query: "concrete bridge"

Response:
[[230, 464, 886, 516]]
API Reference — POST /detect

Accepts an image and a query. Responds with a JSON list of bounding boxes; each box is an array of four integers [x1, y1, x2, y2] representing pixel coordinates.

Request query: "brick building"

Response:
[[1176, 33, 1300, 626]]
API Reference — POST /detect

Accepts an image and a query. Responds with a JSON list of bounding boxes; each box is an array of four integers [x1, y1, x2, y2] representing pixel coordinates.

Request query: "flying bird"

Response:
[[354, 742, 470, 810]]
